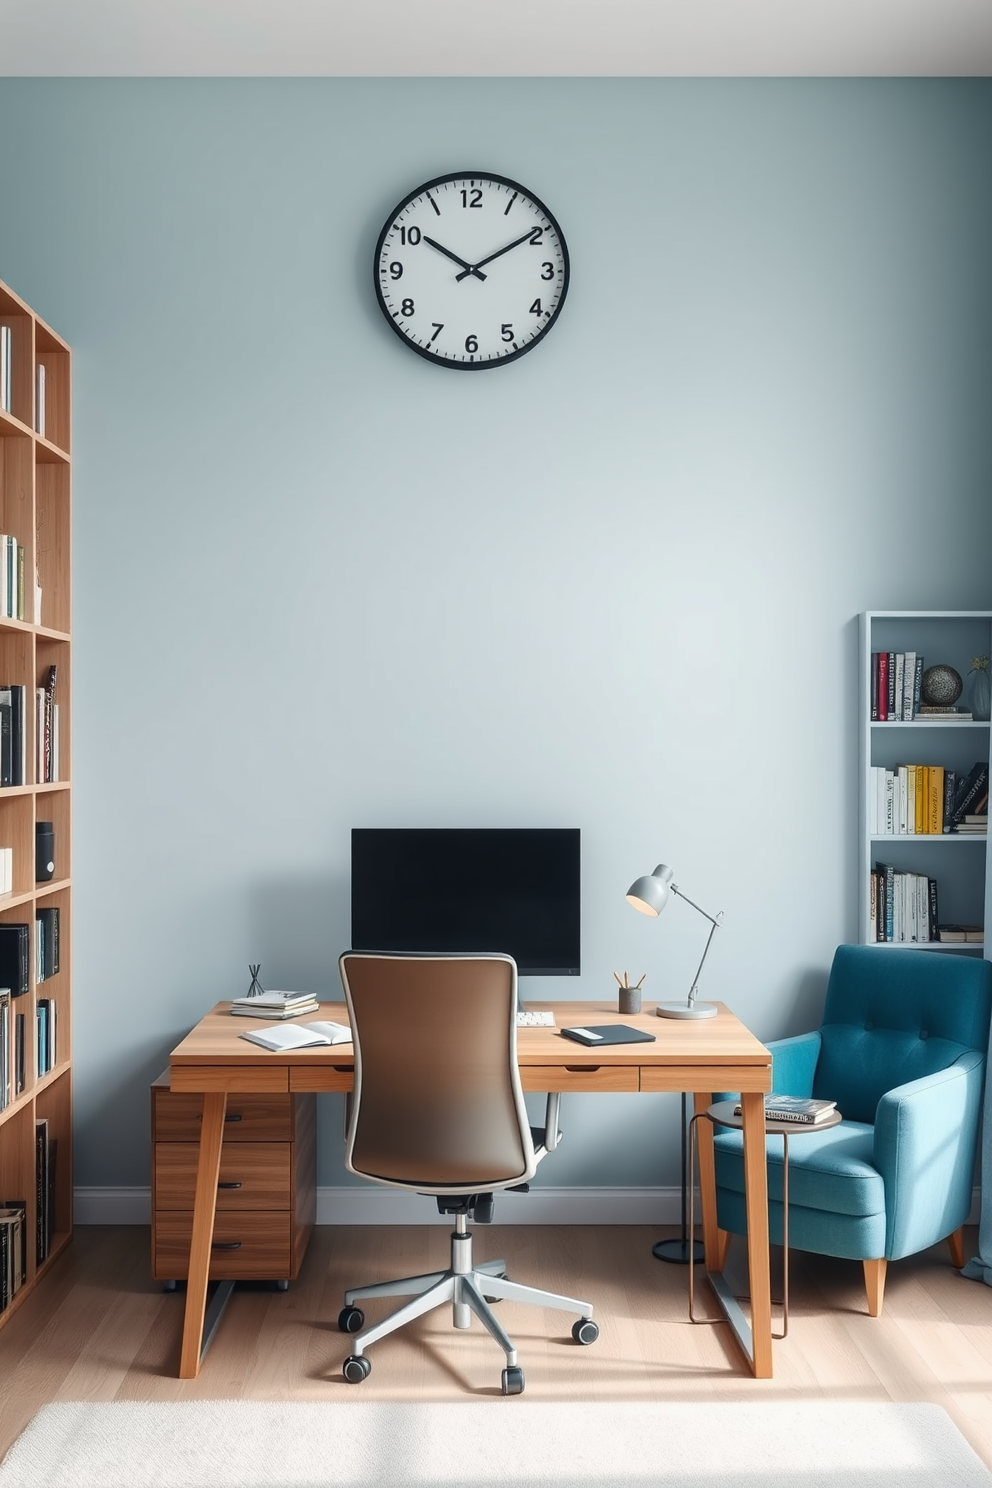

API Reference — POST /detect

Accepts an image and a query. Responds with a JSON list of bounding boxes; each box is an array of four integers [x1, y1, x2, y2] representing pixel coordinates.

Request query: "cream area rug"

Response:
[[1, 1399, 989, 1488]]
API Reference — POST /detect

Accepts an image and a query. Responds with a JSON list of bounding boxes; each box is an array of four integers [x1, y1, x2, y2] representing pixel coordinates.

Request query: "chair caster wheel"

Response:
[[501, 1364, 524, 1395], [338, 1306, 365, 1334], [572, 1318, 599, 1345], [343, 1354, 372, 1383], [162, 1280, 177, 1293]]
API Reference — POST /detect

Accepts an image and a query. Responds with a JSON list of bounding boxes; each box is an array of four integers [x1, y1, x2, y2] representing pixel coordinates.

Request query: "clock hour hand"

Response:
[[422, 236, 487, 281], [455, 229, 535, 280]]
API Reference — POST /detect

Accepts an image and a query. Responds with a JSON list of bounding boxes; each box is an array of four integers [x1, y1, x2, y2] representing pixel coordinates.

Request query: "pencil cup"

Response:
[[619, 985, 641, 1015]]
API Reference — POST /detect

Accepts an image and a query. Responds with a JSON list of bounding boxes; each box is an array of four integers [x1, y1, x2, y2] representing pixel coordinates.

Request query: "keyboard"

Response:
[[516, 1010, 556, 1028]]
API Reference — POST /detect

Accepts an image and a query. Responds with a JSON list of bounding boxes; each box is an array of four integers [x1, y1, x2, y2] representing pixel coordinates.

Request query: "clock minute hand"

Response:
[[455, 229, 535, 281], [422, 236, 487, 281]]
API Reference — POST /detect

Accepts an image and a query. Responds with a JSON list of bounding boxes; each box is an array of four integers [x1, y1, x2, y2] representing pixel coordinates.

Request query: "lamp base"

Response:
[[656, 1001, 718, 1019], [652, 1236, 706, 1264]]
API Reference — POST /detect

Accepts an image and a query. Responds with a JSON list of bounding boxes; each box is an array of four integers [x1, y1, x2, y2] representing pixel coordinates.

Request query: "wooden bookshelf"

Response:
[[0, 276, 71, 1324], [859, 612, 992, 954]]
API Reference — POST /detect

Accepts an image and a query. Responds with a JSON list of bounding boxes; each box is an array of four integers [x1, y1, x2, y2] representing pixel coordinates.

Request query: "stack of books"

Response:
[[734, 1094, 838, 1125], [229, 989, 319, 1020]]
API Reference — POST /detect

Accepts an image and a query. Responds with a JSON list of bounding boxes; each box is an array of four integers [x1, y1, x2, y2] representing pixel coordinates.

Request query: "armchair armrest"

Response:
[[874, 1050, 985, 1259]]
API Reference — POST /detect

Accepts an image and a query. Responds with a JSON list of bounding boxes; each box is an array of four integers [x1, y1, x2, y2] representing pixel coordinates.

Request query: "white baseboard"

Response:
[[73, 1186, 682, 1227], [73, 1186, 984, 1229]]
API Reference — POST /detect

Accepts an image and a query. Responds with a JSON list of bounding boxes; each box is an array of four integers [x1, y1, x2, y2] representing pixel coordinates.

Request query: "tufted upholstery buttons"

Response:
[[920, 1029, 929, 1040], [864, 1020, 874, 1031]]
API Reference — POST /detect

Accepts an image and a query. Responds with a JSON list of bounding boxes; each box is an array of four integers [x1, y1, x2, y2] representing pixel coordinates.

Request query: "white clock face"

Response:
[[374, 173, 569, 370]]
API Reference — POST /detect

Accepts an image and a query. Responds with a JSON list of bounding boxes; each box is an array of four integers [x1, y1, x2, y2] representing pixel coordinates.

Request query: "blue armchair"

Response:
[[714, 945, 992, 1315]]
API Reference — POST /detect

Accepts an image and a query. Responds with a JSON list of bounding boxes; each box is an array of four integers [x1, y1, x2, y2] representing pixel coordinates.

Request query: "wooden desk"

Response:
[[168, 998, 773, 1380]]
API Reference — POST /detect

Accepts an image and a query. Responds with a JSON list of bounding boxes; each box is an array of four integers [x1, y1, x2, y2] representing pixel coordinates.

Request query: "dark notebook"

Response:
[[560, 1024, 656, 1046]]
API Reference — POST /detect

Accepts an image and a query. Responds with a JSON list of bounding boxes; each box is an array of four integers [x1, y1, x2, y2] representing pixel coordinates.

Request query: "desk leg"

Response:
[[740, 1090, 773, 1378], [179, 1090, 226, 1379], [692, 1091, 720, 1268]]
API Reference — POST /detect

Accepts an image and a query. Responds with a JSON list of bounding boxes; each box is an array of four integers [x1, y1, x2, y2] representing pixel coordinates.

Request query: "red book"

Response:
[[878, 651, 889, 721]]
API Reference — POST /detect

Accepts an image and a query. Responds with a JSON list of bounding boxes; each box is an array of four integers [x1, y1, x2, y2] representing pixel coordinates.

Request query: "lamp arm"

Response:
[[669, 884, 723, 928], [686, 918, 720, 1007], [670, 888, 724, 1008]]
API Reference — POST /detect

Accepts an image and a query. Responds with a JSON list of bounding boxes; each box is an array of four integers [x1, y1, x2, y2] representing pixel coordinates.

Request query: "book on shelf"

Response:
[[917, 705, 973, 719], [733, 1095, 838, 1124], [0, 847, 12, 896], [0, 684, 26, 786], [871, 764, 948, 835], [938, 925, 984, 943], [36, 997, 56, 1075], [0, 989, 9, 1111], [952, 762, 989, 825], [870, 652, 930, 721], [238, 1020, 352, 1051], [0, 1200, 26, 1309], [0, 923, 29, 996], [870, 864, 938, 943], [35, 907, 59, 982]]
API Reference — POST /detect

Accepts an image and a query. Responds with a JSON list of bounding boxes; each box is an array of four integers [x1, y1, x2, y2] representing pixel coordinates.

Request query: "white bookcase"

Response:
[[859, 612, 992, 955]]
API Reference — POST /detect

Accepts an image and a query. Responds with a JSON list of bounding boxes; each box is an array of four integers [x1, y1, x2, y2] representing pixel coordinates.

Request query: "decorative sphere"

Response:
[[921, 664, 963, 706]]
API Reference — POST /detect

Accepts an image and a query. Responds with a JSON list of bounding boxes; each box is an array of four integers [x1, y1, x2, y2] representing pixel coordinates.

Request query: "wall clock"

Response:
[[373, 172, 569, 370]]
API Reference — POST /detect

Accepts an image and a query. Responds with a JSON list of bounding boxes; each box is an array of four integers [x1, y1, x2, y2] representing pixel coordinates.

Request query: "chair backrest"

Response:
[[338, 951, 537, 1194], [813, 944, 992, 1123]]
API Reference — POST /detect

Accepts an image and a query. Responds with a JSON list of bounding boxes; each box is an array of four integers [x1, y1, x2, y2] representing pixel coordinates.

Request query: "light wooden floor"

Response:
[[3, 1224, 992, 1467]]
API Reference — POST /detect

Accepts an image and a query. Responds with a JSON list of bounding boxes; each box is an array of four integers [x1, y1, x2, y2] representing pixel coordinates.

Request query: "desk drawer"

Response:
[[155, 1143, 292, 1210], [520, 1065, 640, 1093], [153, 1211, 292, 1280], [152, 1088, 295, 1141]]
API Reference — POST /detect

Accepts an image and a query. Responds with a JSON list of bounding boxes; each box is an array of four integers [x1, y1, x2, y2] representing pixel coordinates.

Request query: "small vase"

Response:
[[971, 667, 991, 723]]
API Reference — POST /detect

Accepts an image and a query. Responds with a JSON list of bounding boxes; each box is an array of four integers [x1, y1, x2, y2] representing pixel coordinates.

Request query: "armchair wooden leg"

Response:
[[863, 1258, 887, 1317], [947, 1228, 966, 1270]]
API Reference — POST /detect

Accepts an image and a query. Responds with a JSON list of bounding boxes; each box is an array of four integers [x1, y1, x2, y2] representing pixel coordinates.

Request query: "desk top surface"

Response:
[[170, 999, 771, 1071]]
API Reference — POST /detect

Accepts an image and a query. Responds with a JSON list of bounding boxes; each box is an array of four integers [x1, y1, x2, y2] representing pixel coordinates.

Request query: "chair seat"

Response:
[[714, 1120, 883, 1219]]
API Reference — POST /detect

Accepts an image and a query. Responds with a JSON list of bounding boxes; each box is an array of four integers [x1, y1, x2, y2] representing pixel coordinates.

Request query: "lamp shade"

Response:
[[625, 863, 674, 918]]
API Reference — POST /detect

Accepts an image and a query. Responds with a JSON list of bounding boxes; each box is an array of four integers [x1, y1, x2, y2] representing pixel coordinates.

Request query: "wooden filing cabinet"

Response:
[[150, 1071, 317, 1285]]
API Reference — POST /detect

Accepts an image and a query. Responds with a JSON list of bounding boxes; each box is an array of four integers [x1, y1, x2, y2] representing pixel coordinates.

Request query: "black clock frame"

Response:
[[373, 171, 570, 371]]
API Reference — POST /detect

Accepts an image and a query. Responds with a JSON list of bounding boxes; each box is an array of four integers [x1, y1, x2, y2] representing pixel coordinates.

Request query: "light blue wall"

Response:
[[1, 78, 989, 1193]]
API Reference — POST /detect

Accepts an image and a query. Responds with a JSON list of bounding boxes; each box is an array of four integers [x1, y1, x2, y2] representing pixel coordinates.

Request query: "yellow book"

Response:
[[928, 765, 944, 835], [914, 766, 927, 835]]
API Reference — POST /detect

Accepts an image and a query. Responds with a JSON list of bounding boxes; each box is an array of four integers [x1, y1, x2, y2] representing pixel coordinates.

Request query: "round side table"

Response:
[[688, 1098, 842, 1339]]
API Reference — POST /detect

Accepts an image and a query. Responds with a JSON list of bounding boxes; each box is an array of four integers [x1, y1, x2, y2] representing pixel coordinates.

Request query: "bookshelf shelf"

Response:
[[0, 275, 71, 1326], [860, 612, 992, 954]]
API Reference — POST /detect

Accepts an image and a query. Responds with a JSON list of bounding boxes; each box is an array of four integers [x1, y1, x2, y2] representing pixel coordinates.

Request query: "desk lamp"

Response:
[[626, 862, 724, 1264], [625, 864, 722, 1019]]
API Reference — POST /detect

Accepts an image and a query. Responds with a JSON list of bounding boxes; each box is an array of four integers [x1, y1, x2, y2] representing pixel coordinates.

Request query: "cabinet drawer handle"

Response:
[[565, 1065, 602, 1073], [217, 1181, 242, 1190], [211, 1240, 242, 1251], [195, 1112, 243, 1123]]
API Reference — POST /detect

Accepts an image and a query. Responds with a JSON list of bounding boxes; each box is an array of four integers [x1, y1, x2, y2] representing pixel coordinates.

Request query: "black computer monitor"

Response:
[[350, 827, 580, 976]]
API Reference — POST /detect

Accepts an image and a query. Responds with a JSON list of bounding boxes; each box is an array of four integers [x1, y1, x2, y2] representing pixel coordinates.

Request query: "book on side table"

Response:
[[238, 1021, 352, 1052], [733, 1094, 838, 1124]]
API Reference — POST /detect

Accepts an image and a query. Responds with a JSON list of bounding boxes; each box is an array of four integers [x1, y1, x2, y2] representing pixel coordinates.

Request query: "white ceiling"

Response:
[[1, 0, 990, 76]]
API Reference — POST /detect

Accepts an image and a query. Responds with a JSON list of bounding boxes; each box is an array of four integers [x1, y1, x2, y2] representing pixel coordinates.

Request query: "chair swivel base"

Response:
[[339, 1214, 598, 1395]]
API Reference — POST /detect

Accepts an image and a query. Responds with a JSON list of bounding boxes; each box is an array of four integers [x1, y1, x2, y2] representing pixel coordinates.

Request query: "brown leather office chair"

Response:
[[336, 951, 598, 1395]]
